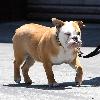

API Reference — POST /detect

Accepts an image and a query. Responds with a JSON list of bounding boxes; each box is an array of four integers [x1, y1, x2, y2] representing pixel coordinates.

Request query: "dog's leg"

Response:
[[13, 43, 25, 83], [21, 56, 35, 84], [43, 61, 57, 87], [14, 59, 23, 83], [70, 56, 83, 86]]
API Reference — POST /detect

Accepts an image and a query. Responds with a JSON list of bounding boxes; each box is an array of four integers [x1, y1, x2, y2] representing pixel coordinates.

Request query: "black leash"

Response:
[[80, 45, 100, 58]]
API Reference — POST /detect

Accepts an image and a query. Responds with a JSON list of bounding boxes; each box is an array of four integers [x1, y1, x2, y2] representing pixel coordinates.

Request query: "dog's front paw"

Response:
[[75, 67, 83, 86], [75, 76, 82, 87]]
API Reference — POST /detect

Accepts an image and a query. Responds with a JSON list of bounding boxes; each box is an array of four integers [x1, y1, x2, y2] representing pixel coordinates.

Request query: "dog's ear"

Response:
[[74, 21, 85, 28], [52, 18, 64, 28]]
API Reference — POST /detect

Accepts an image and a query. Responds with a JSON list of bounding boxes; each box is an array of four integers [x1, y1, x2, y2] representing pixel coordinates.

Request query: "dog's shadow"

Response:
[[82, 77, 100, 86], [3, 77, 100, 90], [3, 82, 73, 90]]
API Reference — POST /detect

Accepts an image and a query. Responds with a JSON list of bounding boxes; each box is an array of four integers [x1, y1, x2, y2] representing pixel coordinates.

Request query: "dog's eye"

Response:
[[64, 33, 71, 36]]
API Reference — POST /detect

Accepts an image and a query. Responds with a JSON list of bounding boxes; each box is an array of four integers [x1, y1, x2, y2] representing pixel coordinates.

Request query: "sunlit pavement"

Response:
[[0, 43, 100, 100]]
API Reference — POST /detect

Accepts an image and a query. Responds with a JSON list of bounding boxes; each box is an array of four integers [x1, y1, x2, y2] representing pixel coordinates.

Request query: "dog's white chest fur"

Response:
[[51, 46, 75, 64]]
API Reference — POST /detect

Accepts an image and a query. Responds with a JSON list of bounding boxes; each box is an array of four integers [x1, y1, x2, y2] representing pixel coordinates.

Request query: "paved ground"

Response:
[[0, 43, 100, 100]]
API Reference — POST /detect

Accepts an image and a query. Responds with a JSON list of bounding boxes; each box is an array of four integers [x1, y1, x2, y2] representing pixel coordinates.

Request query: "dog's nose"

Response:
[[72, 36, 78, 42]]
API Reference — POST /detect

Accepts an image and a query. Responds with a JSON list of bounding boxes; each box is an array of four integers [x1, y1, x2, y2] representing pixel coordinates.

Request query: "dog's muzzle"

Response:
[[72, 36, 82, 44], [72, 36, 78, 42], [68, 36, 82, 48]]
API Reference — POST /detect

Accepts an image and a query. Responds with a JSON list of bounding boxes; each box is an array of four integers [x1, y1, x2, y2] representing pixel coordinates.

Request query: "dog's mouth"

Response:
[[68, 41, 82, 48]]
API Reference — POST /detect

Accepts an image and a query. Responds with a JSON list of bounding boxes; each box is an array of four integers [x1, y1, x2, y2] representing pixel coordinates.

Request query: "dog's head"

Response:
[[52, 18, 85, 48]]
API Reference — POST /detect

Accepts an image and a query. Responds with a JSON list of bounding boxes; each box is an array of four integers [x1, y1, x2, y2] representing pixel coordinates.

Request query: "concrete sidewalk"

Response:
[[0, 21, 100, 46], [0, 43, 100, 100]]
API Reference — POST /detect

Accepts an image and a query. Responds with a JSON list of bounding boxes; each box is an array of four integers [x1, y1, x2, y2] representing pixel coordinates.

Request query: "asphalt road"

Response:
[[0, 43, 100, 100]]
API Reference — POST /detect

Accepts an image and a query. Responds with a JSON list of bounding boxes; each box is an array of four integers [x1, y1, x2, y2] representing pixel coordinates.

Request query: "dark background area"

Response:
[[0, 0, 100, 21], [0, 0, 27, 21], [0, 0, 100, 46], [27, 0, 100, 22]]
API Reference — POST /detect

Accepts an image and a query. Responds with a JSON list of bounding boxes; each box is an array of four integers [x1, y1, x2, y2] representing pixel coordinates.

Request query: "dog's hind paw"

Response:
[[25, 79, 32, 85], [14, 77, 21, 84]]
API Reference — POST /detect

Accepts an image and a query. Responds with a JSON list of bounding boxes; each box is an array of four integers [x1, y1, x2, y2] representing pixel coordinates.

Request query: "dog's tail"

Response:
[[83, 45, 100, 58]]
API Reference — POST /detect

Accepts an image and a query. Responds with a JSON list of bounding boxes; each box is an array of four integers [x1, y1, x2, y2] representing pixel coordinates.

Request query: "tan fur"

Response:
[[13, 19, 84, 86], [13, 24, 59, 61], [72, 22, 81, 34]]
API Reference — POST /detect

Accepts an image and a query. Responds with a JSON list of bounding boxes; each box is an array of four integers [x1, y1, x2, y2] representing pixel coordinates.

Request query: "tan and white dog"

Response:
[[12, 18, 84, 86]]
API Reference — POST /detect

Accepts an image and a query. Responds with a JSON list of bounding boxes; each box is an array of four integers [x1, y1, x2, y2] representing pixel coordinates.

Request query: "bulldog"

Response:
[[12, 18, 84, 86]]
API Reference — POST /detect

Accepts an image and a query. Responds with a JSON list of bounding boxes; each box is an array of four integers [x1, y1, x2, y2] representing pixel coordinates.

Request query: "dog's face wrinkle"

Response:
[[57, 21, 82, 48]]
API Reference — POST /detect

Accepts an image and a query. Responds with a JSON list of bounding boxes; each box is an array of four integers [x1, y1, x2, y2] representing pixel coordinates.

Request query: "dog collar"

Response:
[[55, 34, 62, 46], [55, 30, 62, 46]]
